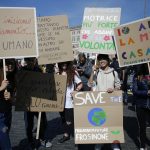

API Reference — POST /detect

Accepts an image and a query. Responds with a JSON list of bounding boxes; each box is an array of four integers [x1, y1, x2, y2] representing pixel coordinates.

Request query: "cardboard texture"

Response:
[[37, 15, 74, 64], [73, 91, 124, 144], [0, 7, 38, 58], [114, 17, 150, 67], [79, 8, 121, 54], [15, 71, 67, 112]]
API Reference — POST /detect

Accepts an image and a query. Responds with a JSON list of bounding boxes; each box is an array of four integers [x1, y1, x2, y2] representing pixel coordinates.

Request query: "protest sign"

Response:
[[0, 7, 38, 58], [114, 17, 150, 67], [79, 8, 121, 54], [15, 71, 67, 112], [73, 91, 124, 144], [37, 15, 74, 64]]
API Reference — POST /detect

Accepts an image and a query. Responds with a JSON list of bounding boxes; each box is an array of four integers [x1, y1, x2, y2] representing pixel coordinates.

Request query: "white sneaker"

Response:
[[140, 148, 147, 150], [113, 148, 120, 150], [41, 140, 52, 148], [112, 143, 120, 150]]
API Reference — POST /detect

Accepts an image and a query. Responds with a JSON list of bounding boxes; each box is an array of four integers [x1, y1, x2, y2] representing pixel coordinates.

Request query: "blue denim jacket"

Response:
[[0, 112, 12, 150], [132, 77, 150, 109]]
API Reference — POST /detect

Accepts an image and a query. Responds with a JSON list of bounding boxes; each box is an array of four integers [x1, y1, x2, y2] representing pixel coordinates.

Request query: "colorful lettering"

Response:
[[79, 41, 115, 50], [82, 22, 93, 28], [139, 23, 146, 31], [140, 33, 148, 42], [119, 39, 125, 46], [146, 48, 150, 55], [117, 29, 121, 36], [137, 49, 143, 57], [128, 38, 135, 45], [122, 52, 127, 59], [130, 51, 136, 58]]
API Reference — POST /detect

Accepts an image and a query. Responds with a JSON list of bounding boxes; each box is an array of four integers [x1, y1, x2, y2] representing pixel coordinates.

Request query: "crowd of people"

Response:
[[0, 53, 150, 150]]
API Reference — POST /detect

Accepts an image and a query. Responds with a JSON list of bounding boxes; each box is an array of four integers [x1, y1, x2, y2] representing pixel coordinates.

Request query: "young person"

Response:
[[132, 63, 150, 150], [88, 54, 121, 150], [21, 58, 52, 149], [76, 53, 92, 91], [58, 61, 82, 143], [0, 60, 16, 150]]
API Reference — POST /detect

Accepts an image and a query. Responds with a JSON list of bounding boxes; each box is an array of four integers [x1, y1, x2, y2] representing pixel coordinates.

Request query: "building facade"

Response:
[[70, 26, 81, 59]]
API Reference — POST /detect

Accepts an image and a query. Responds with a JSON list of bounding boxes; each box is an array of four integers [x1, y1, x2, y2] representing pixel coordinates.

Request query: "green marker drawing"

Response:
[[111, 130, 120, 135]]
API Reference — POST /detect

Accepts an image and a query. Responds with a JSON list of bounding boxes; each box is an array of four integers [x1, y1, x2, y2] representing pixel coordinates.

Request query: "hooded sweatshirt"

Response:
[[96, 67, 121, 91]]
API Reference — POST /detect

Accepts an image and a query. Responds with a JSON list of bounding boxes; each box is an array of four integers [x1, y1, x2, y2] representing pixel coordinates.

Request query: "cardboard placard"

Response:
[[79, 8, 121, 54], [0, 7, 38, 58], [114, 17, 150, 67], [15, 71, 67, 112], [37, 15, 74, 64], [73, 91, 124, 144]]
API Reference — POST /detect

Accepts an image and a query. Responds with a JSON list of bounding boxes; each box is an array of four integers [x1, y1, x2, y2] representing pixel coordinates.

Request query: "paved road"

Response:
[[10, 105, 150, 150]]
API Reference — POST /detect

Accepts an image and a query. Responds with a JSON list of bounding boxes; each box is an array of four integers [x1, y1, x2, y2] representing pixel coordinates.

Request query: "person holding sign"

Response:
[[132, 64, 150, 150], [88, 54, 121, 150], [0, 60, 16, 150], [57, 61, 83, 143], [21, 58, 52, 149], [0, 80, 12, 150]]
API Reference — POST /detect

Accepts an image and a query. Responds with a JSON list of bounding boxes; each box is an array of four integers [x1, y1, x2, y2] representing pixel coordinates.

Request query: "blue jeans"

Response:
[[0, 112, 12, 150]]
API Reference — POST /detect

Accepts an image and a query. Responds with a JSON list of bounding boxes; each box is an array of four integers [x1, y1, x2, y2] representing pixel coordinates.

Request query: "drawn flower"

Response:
[[103, 35, 110, 41], [94, 34, 98, 39], [82, 34, 88, 39]]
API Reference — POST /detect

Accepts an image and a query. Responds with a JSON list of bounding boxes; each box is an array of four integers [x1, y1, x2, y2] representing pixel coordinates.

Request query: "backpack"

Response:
[[127, 72, 135, 89]]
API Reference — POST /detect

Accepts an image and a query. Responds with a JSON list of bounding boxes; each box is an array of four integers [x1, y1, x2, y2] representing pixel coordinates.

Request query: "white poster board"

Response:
[[79, 8, 121, 54]]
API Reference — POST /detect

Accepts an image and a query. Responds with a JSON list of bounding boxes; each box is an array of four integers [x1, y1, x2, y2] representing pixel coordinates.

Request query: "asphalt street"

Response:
[[10, 104, 150, 150]]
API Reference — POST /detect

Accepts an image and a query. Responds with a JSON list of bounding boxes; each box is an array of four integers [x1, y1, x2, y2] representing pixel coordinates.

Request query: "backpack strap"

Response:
[[112, 70, 116, 88], [112, 70, 115, 78]]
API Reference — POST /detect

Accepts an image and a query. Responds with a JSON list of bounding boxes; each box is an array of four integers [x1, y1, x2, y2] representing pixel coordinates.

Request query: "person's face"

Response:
[[79, 56, 85, 65], [62, 63, 67, 70], [5, 64, 14, 73], [8, 64, 14, 72], [99, 59, 109, 68]]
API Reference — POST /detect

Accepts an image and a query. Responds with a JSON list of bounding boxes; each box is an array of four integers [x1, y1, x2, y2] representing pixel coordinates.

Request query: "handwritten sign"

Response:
[[114, 17, 150, 67], [37, 15, 74, 64], [73, 91, 124, 144], [0, 7, 38, 58], [15, 71, 67, 112], [79, 8, 121, 54]]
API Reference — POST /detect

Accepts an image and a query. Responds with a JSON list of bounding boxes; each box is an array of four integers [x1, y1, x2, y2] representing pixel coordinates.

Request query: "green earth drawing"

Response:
[[88, 108, 106, 126]]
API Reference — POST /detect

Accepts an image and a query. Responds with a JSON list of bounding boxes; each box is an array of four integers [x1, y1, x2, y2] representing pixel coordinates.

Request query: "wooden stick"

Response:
[[94, 54, 97, 75], [3, 59, 6, 80], [3, 59, 8, 94], [95, 54, 97, 66], [36, 112, 41, 140], [148, 63, 150, 75]]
